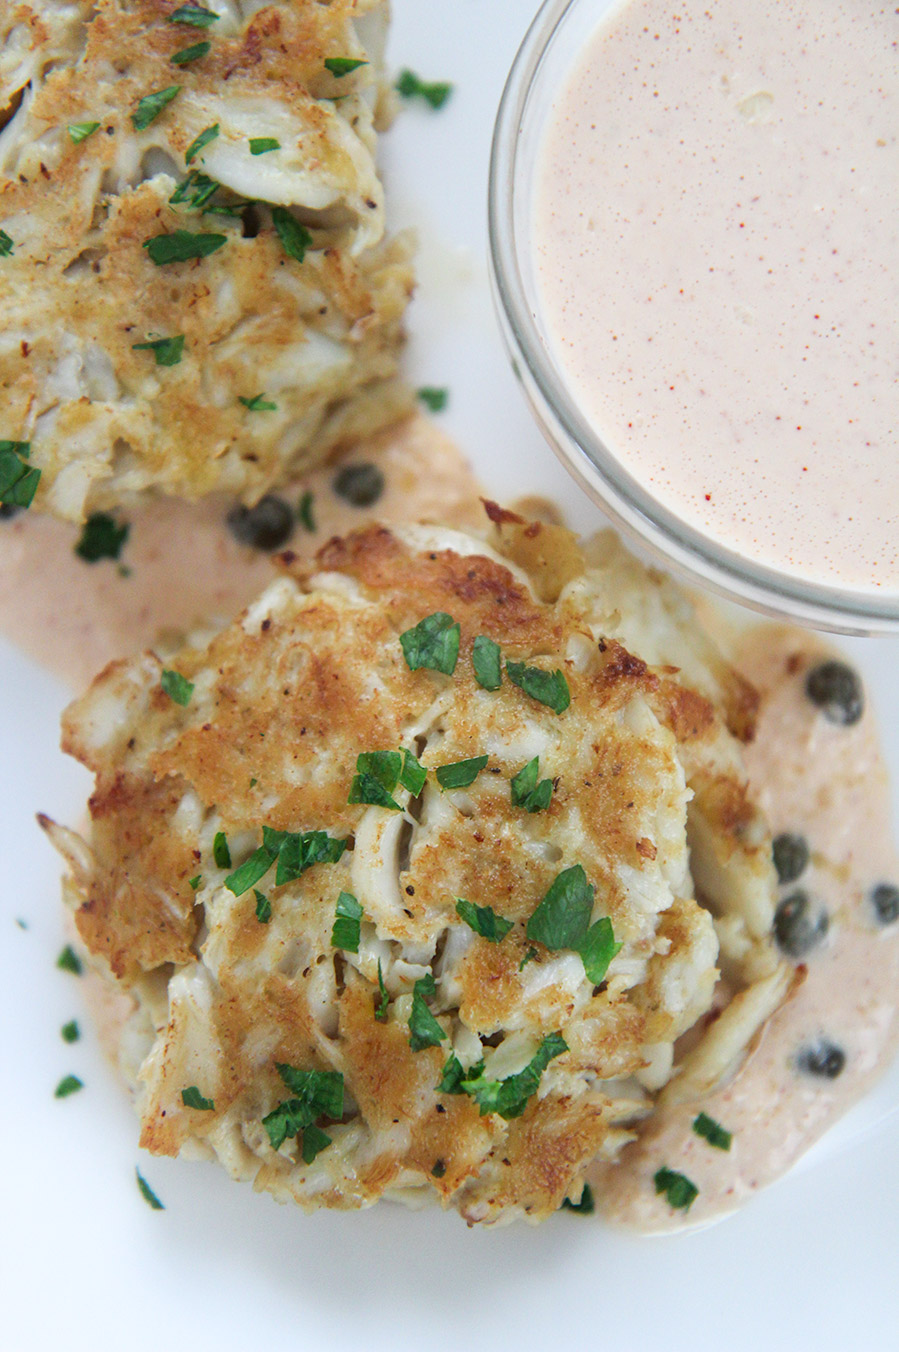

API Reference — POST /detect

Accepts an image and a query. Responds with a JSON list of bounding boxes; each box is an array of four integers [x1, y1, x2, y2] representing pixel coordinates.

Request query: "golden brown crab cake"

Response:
[[0, 0, 413, 520], [46, 519, 785, 1224]]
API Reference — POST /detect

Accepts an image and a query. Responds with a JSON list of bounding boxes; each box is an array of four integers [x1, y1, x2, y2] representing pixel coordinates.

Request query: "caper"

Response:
[[796, 1040, 846, 1080], [805, 661, 864, 726], [871, 883, 899, 927], [226, 495, 294, 551], [772, 832, 809, 884], [773, 890, 829, 958], [332, 462, 384, 508]]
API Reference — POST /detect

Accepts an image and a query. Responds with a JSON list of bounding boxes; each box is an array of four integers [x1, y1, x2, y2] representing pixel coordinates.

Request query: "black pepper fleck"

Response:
[[226, 495, 294, 550], [772, 832, 810, 884], [332, 462, 384, 507], [805, 661, 864, 726], [773, 890, 829, 958]]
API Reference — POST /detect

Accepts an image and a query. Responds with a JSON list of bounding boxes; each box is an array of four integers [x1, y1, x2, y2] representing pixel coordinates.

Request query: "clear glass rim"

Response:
[[487, 0, 899, 636]]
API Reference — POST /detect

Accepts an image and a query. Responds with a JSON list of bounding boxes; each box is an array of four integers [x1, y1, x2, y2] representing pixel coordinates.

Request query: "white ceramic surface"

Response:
[[2, 4, 897, 1349]]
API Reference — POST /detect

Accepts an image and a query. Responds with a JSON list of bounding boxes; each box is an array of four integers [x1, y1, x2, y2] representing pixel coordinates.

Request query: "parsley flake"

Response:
[[519, 946, 538, 971], [61, 1020, 80, 1044], [143, 229, 226, 264], [239, 393, 277, 411], [417, 386, 448, 413], [455, 898, 513, 943], [654, 1166, 699, 1212], [396, 69, 453, 110], [136, 1169, 164, 1210], [472, 634, 502, 690], [400, 748, 428, 796], [436, 755, 488, 790], [57, 945, 82, 975], [224, 829, 346, 896], [271, 206, 312, 262], [55, 1074, 83, 1099], [184, 123, 219, 164], [441, 1033, 567, 1119], [132, 85, 181, 131], [254, 889, 271, 923], [262, 1064, 344, 1158], [692, 1112, 732, 1151], [297, 490, 316, 532], [0, 229, 14, 256], [400, 611, 460, 675], [75, 513, 129, 563], [510, 756, 553, 813], [171, 40, 210, 64], [331, 891, 363, 953], [160, 668, 194, 706], [526, 864, 622, 985], [212, 831, 231, 869], [408, 973, 446, 1052], [437, 1053, 469, 1094], [132, 334, 185, 366], [68, 121, 100, 143], [181, 1085, 215, 1111], [0, 440, 40, 508], [349, 750, 403, 811], [561, 1184, 595, 1215], [169, 169, 220, 209], [188, 875, 202, 890], [431, 1159, 446, 1178], [324, 57, 368, 77], [506, 660, 570, 714], [375, 959, 389, 1021], [249, 137, 281, 155], [168, 4, 219, 27]]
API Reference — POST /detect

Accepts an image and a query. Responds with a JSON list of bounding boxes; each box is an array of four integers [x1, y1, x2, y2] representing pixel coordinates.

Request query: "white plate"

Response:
[[2, 4, 898, 1349]]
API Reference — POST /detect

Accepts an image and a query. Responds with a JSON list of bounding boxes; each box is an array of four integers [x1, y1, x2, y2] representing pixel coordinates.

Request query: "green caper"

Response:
[[773, 890, 829, 958], [796, 1040, 846, 1079], [772, 832, 809, 884], [333, 462, 385, 508], [871, 883, 899, 927], [226, 495, 294, 551], [805, 661, 863, 726]]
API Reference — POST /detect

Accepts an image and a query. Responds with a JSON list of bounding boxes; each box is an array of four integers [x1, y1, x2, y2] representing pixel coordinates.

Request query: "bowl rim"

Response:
[[487, 0, 899, 636]]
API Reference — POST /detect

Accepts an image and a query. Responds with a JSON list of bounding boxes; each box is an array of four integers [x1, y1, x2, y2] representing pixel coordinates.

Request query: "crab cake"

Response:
[[0, 0, 413, 520], [45, 515, 786, 1224]]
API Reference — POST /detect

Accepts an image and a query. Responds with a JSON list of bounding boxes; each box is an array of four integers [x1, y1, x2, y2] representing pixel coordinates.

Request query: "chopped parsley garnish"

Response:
[[132, 85, 181, 131], [249, 137, 281, 155], [654, 1166, 699, 1212], [169, 169, 220, 209], [471, 634, 502, 690], [224, 828, 347, 895], [143, 228, 226, 264], [416, 386, 448, 413], [184, 123, 219, 164], [55, 1074, 83, 1099], [439, 1032, 567, 1119], [400, 747, 428, 796], [510, 756, 553, 813], [348, 748, 426, 810], [188, 875, 201, 890], [61, 1020, 80, 1044], [212, 831, 231, 869], [68, 121, 99, 143], [0, 440, 40, 508], [396, 69, 453, 110], [297, 490, 315, 532], [75, 512, 129, 563], [132, 334, 185, 366], [0, 229, 14, 256], [435, 755, 488, 790], [169, 3, 219, 25], [431, 1159, 446, 1178], [136, 1169, 164, 1210], [181, 1085, 215, 1111], [400, 611, 460, 675], [408, 973, 446, 1052], [455, 898, 513, 943], [331, 891, 363, 953], [57, 944, 82, 975], [506, 660, 570, 714], [239, 393, 277, 411], [519, 946, 538, 971], [375, 959, 389, 1021], [526, 864, 622, 985], [324, 57, 368, 77], [692, 1111, 732, 1151], [561, 1184, 595, 1215], [262, 1064, 344, 1159], [160, 667, 194, 705], [254, 889, 271, 923], [171, 40, 210, 64], [271, 206, 312, 263]]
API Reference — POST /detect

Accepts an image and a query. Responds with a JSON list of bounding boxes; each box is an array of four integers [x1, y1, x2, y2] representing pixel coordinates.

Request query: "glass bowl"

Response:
[[487, 0, 899, 636]]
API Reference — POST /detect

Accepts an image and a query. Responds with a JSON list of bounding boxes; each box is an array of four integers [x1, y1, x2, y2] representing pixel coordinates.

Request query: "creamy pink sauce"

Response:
[[535, 0, 898, 593], [593, 627, 899, 1231]]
